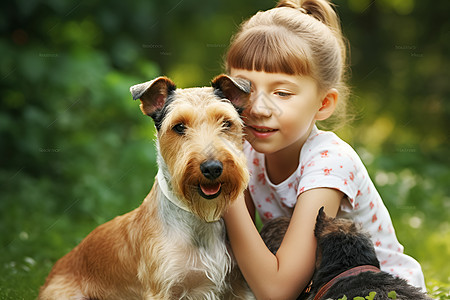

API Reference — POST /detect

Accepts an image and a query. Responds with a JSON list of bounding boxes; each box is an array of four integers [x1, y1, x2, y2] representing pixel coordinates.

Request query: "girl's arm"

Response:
[[224, 188, 342, 300], [244, 189, 256, 222]]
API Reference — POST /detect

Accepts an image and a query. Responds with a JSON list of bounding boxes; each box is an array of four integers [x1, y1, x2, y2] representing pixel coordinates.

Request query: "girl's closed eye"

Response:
[[274, 91, 294, 98]]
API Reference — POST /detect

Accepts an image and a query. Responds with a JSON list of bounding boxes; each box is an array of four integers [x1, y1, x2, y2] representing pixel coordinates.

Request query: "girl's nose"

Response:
[[247, 91, 273, 118]]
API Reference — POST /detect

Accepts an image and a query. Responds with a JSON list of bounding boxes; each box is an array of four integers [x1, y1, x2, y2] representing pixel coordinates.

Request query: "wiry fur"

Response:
[[39, 75, 254, 300], [260, 209, 431, 300]]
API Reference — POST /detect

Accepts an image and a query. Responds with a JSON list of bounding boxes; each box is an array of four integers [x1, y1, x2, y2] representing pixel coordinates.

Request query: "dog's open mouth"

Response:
[[198, 182, 222, 199]]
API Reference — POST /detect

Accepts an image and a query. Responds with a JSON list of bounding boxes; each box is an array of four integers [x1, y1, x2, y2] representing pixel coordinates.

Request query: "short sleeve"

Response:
[[297, 134, 360, 207]]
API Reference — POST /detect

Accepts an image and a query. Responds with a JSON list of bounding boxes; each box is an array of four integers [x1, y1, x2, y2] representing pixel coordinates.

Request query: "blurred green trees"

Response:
[[0, 0, 449, 298]]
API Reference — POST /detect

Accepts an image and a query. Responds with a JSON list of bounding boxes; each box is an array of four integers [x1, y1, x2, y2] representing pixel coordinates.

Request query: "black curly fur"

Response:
[[319, 271, 429, 300], [260, 208, 431, 300], [311, 208, 380, 292]]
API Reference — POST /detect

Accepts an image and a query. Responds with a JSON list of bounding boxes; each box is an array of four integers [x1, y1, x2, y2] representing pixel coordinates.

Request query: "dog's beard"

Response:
[[171, 155, 248, 222]]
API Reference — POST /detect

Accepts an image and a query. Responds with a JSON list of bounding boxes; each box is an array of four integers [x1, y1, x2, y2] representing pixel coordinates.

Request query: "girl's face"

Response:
[[230, 69, 324, 156]]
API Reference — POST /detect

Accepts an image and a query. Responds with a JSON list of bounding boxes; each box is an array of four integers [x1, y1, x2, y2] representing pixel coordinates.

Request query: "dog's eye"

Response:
[[173, 123, 186, 135], [222, 120, 233, 130]]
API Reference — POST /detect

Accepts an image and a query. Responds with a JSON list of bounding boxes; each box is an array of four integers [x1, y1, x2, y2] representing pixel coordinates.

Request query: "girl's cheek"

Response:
[[242, 107, 252, 119]]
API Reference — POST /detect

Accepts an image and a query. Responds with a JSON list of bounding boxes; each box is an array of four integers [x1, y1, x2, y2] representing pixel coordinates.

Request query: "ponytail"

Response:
[[277, 0, 340, 32]]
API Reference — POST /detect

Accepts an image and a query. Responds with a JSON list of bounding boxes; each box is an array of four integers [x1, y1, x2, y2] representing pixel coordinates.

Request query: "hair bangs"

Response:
[[227, 27, 313, 76]]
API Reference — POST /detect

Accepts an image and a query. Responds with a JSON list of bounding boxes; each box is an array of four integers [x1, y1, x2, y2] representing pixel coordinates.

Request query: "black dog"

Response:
[[260, 208, 431, 300]]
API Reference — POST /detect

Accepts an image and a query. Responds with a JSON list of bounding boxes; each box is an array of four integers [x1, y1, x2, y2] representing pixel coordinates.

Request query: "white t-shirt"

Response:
[[244, 125, 426, 290]]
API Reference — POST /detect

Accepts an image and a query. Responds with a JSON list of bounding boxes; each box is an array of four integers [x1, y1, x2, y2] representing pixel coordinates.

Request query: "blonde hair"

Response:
[[226, 0, 351, 129]]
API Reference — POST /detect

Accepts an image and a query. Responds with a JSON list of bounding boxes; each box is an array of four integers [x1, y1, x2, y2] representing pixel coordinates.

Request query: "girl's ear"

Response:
[[315, 88, 338, 121]]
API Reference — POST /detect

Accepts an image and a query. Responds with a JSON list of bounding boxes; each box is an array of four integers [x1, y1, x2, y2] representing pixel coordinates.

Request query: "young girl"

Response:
[[222, 0, 426, 298]]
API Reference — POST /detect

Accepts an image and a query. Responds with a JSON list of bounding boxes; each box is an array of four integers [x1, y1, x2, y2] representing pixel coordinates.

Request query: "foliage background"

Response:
[[0, 0, 449, 298]]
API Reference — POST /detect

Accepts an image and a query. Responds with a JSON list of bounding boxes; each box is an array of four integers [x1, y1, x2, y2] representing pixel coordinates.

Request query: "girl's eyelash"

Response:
[[275, 91, 293, 97]]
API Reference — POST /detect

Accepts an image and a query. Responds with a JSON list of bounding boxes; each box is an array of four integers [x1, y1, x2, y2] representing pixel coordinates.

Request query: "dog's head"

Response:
[[130, 75, 250, 222], [130, 75, 250, 126], [314, 207, 380, 270]]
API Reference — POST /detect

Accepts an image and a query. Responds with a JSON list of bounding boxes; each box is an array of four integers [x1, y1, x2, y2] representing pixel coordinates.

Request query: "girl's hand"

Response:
[[223, 188, 342, 300]]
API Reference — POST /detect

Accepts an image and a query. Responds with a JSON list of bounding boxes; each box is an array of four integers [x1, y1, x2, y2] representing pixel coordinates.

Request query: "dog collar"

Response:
[[157, 170, 191, 212], [156, 170, 220, 222], [314, 265, 381, 300]]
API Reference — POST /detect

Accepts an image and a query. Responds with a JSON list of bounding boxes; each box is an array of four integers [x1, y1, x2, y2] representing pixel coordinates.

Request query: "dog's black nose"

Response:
[[200, 160, 223, 180]]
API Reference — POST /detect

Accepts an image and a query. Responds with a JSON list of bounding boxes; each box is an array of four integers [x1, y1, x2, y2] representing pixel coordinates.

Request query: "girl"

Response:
[[222, 0, 426, 299]]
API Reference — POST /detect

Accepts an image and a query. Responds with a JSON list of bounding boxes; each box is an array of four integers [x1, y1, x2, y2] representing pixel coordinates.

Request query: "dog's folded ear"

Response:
[[314, 206, 327, 238], [130, 77, 176, 116], [211, 74, 251, 113]]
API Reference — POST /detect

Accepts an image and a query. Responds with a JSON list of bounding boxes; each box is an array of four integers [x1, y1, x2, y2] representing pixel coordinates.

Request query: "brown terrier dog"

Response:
[[39, 75, 254, 299]]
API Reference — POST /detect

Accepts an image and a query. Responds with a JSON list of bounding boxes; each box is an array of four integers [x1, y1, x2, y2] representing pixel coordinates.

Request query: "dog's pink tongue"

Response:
[[200, 183, 221, 195]]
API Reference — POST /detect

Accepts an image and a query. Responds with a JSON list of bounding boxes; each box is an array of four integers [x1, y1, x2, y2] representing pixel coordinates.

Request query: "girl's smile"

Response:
[[246, 124, 278, 139]]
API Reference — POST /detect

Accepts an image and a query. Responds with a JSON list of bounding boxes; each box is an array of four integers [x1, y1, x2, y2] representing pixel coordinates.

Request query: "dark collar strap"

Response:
[[314, 265, 381, 300]]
